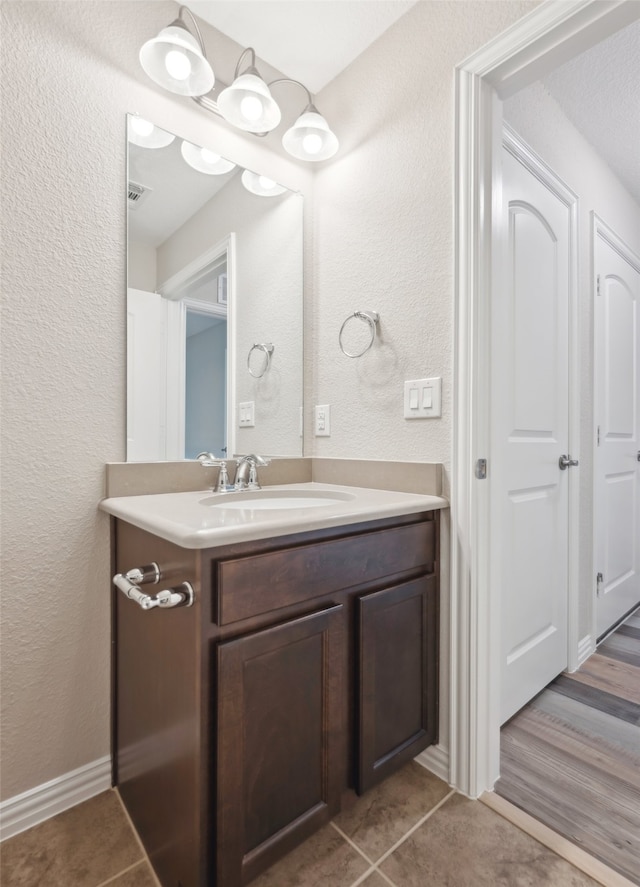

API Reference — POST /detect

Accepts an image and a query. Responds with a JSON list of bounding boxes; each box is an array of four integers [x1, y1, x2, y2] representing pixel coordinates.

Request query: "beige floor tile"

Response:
[[0, 791, 143, 887], [102, 861, 158, 886], [333, 761, 450, 861], [250, 824, 370, 887], [379, 794, 601, 887]]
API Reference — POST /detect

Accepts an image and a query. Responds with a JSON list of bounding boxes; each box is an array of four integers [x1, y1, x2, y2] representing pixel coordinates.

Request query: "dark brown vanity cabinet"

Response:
[[113, 512, 439, 887]]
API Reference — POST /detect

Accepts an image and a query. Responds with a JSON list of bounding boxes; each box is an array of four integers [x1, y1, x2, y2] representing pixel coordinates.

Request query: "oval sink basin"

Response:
[[200, 490, 355, 510]]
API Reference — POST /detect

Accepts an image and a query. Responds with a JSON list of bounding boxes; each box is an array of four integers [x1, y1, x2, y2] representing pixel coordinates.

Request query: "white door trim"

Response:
[[591, 213, 640, 643], [452, 0, 640, 797]]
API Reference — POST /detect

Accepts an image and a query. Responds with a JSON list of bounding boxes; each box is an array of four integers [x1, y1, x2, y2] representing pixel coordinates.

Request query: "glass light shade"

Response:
[[282, 109, 339, 161], [127, 116, 176, 149], [181, 140, 236, 175], [217, 73, 281, 133], [241, 170, 287, 197], [139, 24, 214, 97]]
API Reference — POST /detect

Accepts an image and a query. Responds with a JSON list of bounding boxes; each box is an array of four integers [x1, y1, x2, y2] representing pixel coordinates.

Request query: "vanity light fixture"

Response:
[[217, 48, 281, 133], [181, 140, 236, 175], [240, 170, 287, 197], [139, 7, 214, 97], [127, 116, 176, 149], [138, 6, 339, 162]]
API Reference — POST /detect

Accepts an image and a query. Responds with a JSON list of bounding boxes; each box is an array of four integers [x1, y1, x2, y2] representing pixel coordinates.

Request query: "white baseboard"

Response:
[[415, 743, 450, 785], [0, 755, 112, 842]]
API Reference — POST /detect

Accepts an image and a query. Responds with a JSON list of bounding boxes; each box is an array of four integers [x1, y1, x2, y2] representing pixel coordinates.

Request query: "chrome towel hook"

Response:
[[339, 310, 379, 358], [247, 343, 274, 378]]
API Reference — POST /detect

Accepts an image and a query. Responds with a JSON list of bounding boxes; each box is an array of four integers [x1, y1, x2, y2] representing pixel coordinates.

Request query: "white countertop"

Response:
[[100, 483, 448, 549]]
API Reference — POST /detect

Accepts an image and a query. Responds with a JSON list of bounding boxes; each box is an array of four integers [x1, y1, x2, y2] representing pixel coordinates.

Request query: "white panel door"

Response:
[[127, 288, 167, 462], [594, 223, 640, 638], [495, 142, 573, 724]]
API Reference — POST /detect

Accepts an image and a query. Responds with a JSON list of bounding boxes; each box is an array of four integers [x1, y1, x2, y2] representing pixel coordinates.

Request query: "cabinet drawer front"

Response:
[[214, 519, 435, 625]]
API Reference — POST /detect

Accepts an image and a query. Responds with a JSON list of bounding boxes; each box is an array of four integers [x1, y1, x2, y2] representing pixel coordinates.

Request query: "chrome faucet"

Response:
[[234, 454, 270, 491], [196, 452, 235, 492]]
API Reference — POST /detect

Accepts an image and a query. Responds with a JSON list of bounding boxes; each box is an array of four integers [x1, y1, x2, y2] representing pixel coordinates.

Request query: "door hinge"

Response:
[[596, 572, 604, 596], [597, 425, 601, 446], [596, 274, 602, 297], [475, 458, 487, 480]]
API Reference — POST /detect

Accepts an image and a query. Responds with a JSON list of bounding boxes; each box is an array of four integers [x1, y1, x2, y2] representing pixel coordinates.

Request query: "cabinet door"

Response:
[[357, 576, 438, 794], [216, 605, 345, 887]]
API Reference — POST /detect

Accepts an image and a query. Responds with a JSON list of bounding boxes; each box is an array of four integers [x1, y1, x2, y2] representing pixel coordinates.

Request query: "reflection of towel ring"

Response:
[[339, 310, 380, 358], [247, 343, 274, 378]]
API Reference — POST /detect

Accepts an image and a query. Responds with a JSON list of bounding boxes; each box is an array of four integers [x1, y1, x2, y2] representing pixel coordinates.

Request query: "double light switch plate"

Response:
[[403, 378, 442, 419]]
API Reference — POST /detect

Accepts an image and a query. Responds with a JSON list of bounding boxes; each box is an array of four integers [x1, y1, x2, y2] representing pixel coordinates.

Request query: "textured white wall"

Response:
[[0, 0, 538, 803], [311, 0, 540, 488], [0, 0, 311, 803], [504, 83, 640, 641]]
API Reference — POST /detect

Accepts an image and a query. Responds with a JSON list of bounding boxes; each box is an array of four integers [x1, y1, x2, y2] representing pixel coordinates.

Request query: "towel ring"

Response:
[[339, 310, 380, 358], [247, 343, 274, 378]]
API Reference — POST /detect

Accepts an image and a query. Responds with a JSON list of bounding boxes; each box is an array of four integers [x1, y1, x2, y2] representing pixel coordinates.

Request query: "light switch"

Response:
[[403, 378, 442, 419], [238, 401, 255, 427]]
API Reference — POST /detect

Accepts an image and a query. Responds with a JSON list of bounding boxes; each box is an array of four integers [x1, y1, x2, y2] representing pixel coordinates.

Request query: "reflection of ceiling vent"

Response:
[[128, 181, 151, 209]]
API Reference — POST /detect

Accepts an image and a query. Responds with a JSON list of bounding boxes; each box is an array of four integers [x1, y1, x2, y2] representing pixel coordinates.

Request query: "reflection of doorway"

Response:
[[161, 234, 236, 460], [184, 306, 226, 459]]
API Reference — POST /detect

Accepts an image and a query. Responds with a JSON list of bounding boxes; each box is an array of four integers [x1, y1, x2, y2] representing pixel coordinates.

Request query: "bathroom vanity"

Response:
[[104, 483, 445, 887]]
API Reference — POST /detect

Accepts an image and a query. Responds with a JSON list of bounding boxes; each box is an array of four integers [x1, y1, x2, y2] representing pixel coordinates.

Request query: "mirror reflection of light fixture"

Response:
[[138, 6, 339, 163], [181, 140, 236, 175], [127, 116, 176, 149], [241, 170, 287, 197], [139, 7, 214, 97]]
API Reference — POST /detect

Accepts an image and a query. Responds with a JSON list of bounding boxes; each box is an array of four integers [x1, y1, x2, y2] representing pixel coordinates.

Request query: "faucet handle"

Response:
[[215, 460, 231, 492], [247, 464, 260, 490], [196, 451, 217, 466]]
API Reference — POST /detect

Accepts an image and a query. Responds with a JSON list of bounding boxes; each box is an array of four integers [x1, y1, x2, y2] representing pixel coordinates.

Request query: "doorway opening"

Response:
[[452, 0, 640, 799]]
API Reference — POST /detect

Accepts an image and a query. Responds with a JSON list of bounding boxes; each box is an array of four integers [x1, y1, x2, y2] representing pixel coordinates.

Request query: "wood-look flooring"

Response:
[[496, 610, 640, 885]]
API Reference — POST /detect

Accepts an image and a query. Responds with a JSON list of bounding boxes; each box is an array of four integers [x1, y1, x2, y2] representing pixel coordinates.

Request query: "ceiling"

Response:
[[541, 19, 640, 204], [185, 0, 419, 93], [184, 2, 638, 202]]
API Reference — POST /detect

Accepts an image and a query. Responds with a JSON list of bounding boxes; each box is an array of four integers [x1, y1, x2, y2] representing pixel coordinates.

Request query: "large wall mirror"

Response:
[[126, 114, 304, 462]]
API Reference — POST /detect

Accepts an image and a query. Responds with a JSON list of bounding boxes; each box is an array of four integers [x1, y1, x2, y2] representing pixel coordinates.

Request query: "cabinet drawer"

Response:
[[214, 519, 435, 625]]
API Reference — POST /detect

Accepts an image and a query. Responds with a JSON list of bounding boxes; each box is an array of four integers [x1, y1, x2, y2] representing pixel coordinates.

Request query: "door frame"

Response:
[[452, 0, 640, 797]]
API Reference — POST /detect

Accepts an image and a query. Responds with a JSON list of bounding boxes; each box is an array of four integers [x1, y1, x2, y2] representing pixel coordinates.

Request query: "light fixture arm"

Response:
[[268, 78, 314, 108], [177, 5, 208, 58], [234, 47, 257, 78]]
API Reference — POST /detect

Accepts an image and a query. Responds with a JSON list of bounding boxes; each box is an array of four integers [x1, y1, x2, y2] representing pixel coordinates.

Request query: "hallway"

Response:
[[496, 610, 640, 883]]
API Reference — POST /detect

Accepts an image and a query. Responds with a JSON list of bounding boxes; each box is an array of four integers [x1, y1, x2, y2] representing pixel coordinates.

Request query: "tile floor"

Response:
[[1, 762, 603, 887]]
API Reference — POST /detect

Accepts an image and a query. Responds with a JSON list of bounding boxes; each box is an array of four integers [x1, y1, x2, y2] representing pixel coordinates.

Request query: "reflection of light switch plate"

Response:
[[238, 401, 255, 427], [315, 404, 331, 436], [403, 378, 441, 419]]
